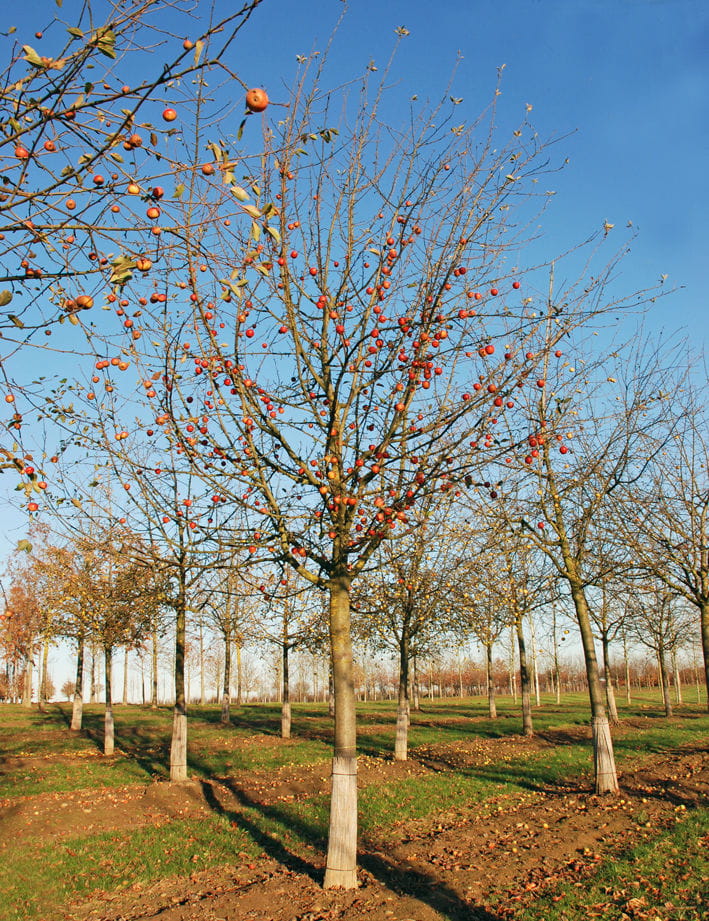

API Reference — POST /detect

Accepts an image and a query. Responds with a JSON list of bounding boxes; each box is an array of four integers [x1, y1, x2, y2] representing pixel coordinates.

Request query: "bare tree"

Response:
[[507, 322, 676, 794], [628, 583, 694, 717], [354, 495, 461, 760], [618, 389, 709, 709], [52, 44, 576, 885], [253, 568, 327, 739]]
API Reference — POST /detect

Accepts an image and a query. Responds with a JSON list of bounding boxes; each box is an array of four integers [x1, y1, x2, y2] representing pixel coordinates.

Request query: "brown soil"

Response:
[[3, 734, 707, 921]]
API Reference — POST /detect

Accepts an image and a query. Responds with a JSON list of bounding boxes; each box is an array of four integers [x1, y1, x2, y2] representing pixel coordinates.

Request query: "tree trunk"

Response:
[[623, 631, 631, 704], [281, 641, 291, 739], [509, 625, 517, 703], [394, 630, 410, 761], [151, 624, 159, 708], [516, 615, 534, 736], [528, 615, 541, 706], [323, 571, 358, 890], [71, 633, 85, 731], [170, 586, 188, 782], [122, 647, 129, 705], [221, 624, 232, 724], [671, 648, 682, 705], [570, 582, 618, 794], [552, 608, 561, 704], [90, 642, 98, 703], [658, 645, 672, 718], [22, 654, 33, 707], [555, 656, 561, 704], [411, 655, 420, 711], [486, 640, 497, 719], [236, 642, 243, 705], [601, 632, 619, 724], [39, 637, 50, 711], [699, 599, 709, 713], [199, 623, 206, 706], [37, 645, 44, 709], [104, 646, 114, 756]]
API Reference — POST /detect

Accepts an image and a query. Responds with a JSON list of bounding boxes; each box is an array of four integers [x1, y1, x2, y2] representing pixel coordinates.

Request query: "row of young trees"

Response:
[[2, 515, 700, 724], [5, 587, 698, 712], [1, 1, 706, 888]]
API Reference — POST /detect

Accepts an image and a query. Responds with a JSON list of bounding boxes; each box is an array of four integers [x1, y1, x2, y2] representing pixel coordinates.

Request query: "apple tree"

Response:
[[115, 54, 584, 886], [31, 30, 633, 885]]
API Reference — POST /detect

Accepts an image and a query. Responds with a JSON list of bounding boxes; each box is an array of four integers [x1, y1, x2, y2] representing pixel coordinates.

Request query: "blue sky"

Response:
[[2, 0, 707, 555], [246, 0, 707, 332], [2, 0, 706, 691]]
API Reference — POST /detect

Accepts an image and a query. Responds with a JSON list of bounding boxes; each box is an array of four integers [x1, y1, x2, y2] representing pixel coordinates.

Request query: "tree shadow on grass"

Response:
[[409, 742, 592, 796], [69, 708, 106, 754], [51, 701, 74, 730], [359, 850, 504, 921], [69, 709, 171, 779], [199, 776, 504, 921], [199, 778, 321, 883], [189, 704, 280, 734]]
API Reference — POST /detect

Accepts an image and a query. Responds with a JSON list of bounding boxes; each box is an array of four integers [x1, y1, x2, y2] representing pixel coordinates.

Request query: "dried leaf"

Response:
[[22, 45, 44, 67]]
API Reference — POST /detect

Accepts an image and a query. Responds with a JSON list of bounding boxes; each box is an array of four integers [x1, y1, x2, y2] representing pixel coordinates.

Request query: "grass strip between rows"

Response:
[[511, 807, 709, 921]]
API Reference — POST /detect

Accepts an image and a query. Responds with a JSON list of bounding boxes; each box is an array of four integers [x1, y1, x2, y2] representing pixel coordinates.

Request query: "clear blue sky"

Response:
[[245, 0, 707, 335], [2, 0, 707, 556]]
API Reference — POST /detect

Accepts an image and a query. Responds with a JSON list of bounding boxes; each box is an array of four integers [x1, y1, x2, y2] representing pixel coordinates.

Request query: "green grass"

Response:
[[514, 808, 709, 921], [0, 692, 707, 920], [2, 693, 708, 800], [0, 753, 156, 798], [0, 814, 260, 921]]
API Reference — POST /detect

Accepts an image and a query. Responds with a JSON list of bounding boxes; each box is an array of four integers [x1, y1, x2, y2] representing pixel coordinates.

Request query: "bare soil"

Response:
[[2, 730, 707, 921]]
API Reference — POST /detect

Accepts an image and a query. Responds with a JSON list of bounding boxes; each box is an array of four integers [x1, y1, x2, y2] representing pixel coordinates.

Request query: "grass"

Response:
[[0, 752, 156, 798], [514, 808, 709, 921], [0, 814, 261, 921], [0, 691, 706, 920], [2, 693, 708, 800]]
